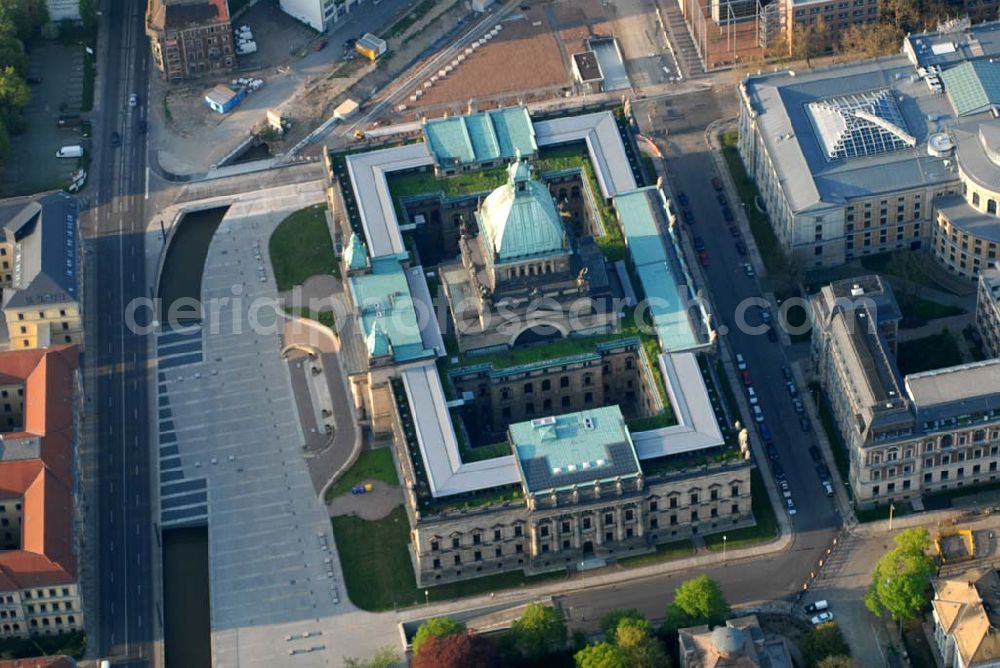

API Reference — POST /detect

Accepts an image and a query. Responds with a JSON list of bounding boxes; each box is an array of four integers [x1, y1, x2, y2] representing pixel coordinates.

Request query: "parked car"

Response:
[[110, 131, 121, 147], [682, 207, 695, 224], [137, 119, 147, 134], [313, 37, 328, 51], [677, 191, 689, 206], [26, 75, 42, 84], [759, 422, 772, 441], [805, 600, 829, 614], [800, 416, 812, 432], [816, 463, 831, 481], [735, 353, 747, 371], [694, 236, 705, 251], [747, 386, 758, 405], [787, 381, 798, 396], [760, 308, 772, 324], [808, 445, 821, 462], [823, 481, 835, 497], [744, 263, 755, 277], [793, 398, 805, 413], [717, 192, 728, 206], [811, 611, 834, 625], [735, 240, 747, 255], [773, 462, 786, 479], [722, 206, 734, 222], [698, 251, 709, 267], [128, 93, 139, 107], [786, 498, 797, 516], [766, 442, 778, 461], [729, 224, 740, 237], [782, 366, 793, 381], [711, 176, 723, 191], [767, 328, 778, 342], [741, 369, 752, 386], [753, 405, 764, 422]]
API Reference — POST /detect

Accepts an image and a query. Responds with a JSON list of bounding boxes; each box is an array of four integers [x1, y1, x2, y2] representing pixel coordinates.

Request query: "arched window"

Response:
[[973, 192, 980, 207], [988, 199, 997, 215]]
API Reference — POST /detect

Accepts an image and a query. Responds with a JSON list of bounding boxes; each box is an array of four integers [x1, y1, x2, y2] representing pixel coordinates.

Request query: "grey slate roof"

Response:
[[0, 192, 78, 310]]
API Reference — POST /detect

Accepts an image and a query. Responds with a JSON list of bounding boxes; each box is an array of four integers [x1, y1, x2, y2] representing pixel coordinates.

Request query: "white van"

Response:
[[805, 599, 829, 614], [56, 145, 83, 158]]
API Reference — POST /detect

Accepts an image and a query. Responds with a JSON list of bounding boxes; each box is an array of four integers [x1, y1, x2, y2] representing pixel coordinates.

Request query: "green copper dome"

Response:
[[478, 157, 566, 263]]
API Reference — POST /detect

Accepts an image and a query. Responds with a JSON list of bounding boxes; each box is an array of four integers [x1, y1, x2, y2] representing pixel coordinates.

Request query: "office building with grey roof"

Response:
[[813, 274, 1000, 508], [738, 20, 1000, 277], [977, 263, 1000, 357]]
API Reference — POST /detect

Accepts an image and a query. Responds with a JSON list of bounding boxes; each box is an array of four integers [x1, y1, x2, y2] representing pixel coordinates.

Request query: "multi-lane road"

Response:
[[88, 0, 155, 663]]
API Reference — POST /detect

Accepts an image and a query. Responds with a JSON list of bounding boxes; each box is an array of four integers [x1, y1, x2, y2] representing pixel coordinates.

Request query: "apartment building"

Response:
[[813, 275, 1000, 507], [0, 346, 83, 638], [0, 193, 82, 352], [146, 0, 234, 81]]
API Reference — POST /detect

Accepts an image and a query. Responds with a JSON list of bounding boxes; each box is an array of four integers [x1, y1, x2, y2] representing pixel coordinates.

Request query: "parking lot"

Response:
[[233, 1, 320, 71], [2, 44, 86, 196]]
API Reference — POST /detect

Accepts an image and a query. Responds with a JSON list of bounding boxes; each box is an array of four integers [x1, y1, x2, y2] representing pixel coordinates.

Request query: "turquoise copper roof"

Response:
[[423, 107, 537, 168], [477, 157, 567, 262], [943, 59, 1000, 116], [615, 187, 699, 353], [348, 255, 435, 363], [366, 319, 391, 357], [344, 231, 370, 272], [509, 406, 641, 495]]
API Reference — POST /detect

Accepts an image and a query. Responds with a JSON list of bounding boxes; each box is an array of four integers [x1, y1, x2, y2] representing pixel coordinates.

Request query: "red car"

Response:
[[698, 251, 709, 267], [741, 369, 752, 386], [711, 176, 723, 191]]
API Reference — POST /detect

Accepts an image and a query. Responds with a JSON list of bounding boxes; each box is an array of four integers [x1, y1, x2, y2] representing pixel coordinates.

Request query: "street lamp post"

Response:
[[888, 504, 895, 532], [425, 590, 429, 606], [723, 535, 727, 562]]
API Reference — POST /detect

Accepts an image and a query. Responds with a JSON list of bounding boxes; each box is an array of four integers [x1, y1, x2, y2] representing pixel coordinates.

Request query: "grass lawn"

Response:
[[0, 630, 86, 660], [81, 48, 94, 112], [897, 293, 964, 327], [332, 507, 564, 611], [855, 503, 908, 523], [618, 539, 695, 568], [269, 204, 339, 291], [288, 307, 336, 331], [809, 383, 852, 490], [325, 447, 399, 501], [720, 132, 785, 275], [704, 468, 778, 551], [896, 329, 963, 376], [902, 620, 937, 668]]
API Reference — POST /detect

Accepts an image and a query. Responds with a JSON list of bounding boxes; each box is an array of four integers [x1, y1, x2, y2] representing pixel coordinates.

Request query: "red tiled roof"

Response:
[[0, 346, 78, 590], [0, 657, 75, 668]]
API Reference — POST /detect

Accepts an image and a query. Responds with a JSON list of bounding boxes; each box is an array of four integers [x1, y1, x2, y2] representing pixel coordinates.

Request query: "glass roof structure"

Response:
[[941, 59, 1000, 117], [806, 89, 916, 161]]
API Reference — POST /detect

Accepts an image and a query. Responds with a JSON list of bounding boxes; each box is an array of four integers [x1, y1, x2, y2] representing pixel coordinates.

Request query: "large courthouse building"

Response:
[[738, 19, 1000, 279], [324, 107, 757, 585]]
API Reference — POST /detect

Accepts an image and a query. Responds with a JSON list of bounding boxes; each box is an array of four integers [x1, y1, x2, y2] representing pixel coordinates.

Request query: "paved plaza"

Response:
[[149, 181, 403, 665]]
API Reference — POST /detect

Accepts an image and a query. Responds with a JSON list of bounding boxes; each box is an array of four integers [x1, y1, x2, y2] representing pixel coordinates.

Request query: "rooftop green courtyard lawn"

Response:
[[386, 166, 508, 220], [324, 447, 399, 502], [332, 506, 561, 611], [896, 329, 964, 376], [269, 204, 339, 291]]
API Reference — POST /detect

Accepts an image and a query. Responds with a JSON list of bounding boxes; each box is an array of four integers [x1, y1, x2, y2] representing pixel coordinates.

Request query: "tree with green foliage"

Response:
[[342, 646, 400, 668], [865, 528, 935, 634], [802, 622, 850, 667], [0, 34, 26, 74], [412, 616, 465, 657], [574, 641, 630, 668], [506, 602, 567, 661], [600, 608, 645, 637], [816, 656, 855, 668], [0, 66, 29, 134], [614, 617, 670, 668], [664, 575, 731, 632], [79, 0, 97, 36]]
